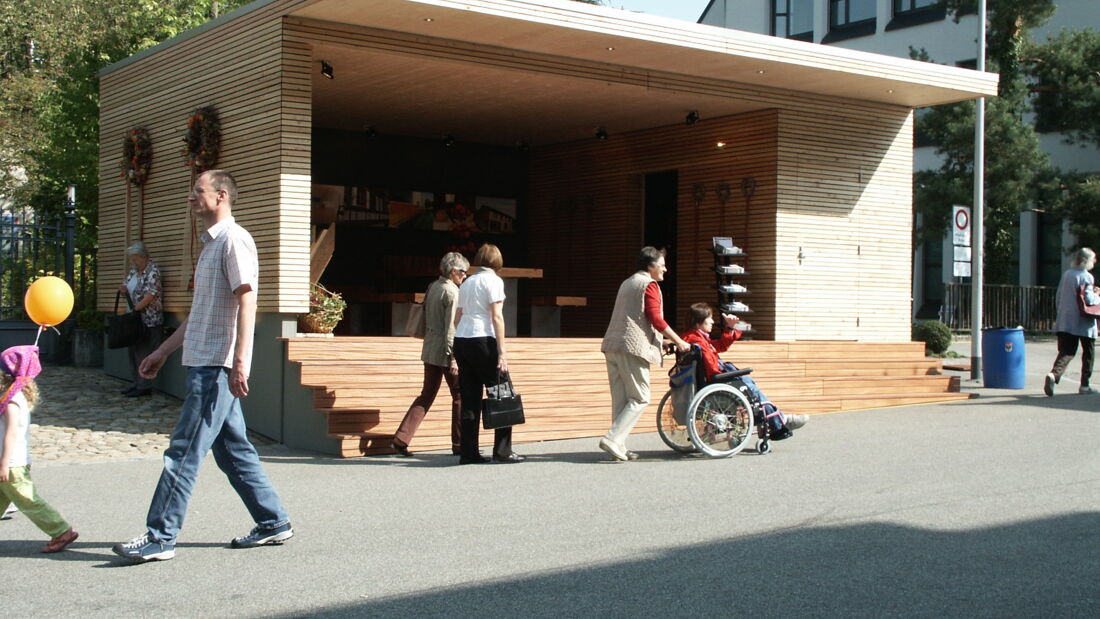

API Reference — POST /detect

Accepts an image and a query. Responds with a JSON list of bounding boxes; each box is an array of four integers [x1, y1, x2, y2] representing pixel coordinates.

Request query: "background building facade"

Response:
[[700, 0, 1100, 318]]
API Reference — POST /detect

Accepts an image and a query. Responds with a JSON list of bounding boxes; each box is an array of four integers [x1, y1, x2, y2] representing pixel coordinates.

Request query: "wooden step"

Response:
[[285, 337, 963, 457]]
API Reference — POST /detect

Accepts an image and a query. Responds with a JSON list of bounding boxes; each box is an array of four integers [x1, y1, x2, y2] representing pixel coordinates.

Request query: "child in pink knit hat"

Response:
[[0, 345, 78, 553]]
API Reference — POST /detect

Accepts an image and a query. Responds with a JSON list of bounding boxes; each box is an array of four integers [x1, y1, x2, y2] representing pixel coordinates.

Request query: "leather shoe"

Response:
[[458, 455, 490, 465], [120, 387, 137, 395], [124, 389, 152, 398], [391, 441, 412, 457], [492, 453, 526, 463]]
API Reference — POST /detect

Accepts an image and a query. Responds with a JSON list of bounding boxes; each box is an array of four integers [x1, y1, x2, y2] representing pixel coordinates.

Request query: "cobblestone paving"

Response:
[[28, 366, 180, 462]]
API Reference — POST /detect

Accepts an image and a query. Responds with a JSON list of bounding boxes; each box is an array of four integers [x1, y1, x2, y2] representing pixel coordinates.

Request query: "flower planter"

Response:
[[297, 313, 335, 334]]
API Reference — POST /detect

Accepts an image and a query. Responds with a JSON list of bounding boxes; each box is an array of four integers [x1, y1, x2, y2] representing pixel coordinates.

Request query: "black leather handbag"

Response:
[[107, 291, 145, 349], [482, 371, 526, 430]]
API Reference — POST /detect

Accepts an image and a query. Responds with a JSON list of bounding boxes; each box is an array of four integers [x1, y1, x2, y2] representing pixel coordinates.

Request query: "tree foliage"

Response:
[[912, 0, 1100, 283], [0, 0, 250, 248], [910, 0, 1056, 283]]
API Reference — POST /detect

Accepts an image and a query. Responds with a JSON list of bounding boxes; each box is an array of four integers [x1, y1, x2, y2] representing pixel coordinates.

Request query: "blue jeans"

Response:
[[145, 366, 288, 544]]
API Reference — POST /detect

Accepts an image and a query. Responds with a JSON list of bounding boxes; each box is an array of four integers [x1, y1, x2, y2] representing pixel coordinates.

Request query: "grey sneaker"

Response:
[[231, 522, 294, 548], [1079, 385, 1096, 394], [112, 534, 175, 562], [598, 438, 629, 462], [785, 414, 809, 430], [625, 450, 640, 461], [1044, 373, 1056, 397]]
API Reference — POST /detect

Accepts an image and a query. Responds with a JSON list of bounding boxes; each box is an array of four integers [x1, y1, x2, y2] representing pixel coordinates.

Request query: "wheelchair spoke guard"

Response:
[[687, 384, 754, 457]]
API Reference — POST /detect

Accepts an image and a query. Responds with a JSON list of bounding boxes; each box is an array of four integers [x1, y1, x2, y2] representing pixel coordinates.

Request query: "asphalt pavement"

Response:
[[2, 340, 1097, 618]]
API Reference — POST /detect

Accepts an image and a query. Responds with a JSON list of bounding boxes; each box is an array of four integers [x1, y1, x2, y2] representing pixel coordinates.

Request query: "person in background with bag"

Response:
[[118, 241, 163, 397], [598, 247, 690, 462], [452, 243, 524, 464], [1045, 247, 1099, 396], [391, 252, 469, 457]]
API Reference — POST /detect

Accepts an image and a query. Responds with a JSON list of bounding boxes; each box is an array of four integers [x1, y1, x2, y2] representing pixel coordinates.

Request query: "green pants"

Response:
[[0, 465, 70, 538]]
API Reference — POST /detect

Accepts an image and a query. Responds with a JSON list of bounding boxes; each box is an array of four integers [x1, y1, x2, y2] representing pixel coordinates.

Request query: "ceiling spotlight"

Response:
[[442, 134, 456, 148], [320, 60, 334, 79], [716, 141, 727, 148], [424, 17, 434, 22], [595, 127, 609, 141], [685, 111, 700, 126]]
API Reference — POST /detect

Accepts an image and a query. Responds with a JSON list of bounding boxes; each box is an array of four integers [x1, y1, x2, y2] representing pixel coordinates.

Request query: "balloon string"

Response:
[[32, 325, 60, 347]]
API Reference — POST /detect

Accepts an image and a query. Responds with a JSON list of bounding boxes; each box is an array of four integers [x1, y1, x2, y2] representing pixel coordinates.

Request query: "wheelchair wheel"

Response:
[[687, 384, 754, 458], [656, 390, 696, 453]]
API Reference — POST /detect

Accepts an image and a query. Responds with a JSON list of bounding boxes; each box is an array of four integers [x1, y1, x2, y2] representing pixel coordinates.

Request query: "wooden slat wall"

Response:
[[774, 107, 914, 341], [528, 110, 780, 338], [528, 104, 913, 342], [98, 1, 312, 314]]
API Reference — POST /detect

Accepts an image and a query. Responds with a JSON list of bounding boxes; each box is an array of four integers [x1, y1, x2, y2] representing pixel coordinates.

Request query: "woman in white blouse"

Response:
[[452, 244, 525, 464]]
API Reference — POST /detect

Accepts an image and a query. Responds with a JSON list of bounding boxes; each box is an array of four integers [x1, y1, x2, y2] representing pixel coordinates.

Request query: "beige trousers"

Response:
[[603, 351, 651, 447]]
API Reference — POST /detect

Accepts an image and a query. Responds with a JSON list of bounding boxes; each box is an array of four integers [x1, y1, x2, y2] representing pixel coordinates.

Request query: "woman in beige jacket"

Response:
[[599, 247, 689, 462], [392, 252, 469, 456]]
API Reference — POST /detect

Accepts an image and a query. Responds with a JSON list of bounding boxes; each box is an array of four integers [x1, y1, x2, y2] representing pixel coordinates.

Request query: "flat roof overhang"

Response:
[[290, 0, 997, 145], [103, 0, 999, 147]]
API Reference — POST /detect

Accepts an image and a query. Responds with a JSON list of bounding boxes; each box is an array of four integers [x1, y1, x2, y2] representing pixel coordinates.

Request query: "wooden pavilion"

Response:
[[98, 0, 997, 456]]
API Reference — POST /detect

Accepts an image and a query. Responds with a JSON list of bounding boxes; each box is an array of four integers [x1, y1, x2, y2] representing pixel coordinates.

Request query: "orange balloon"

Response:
[[24, 276, 74, 327]]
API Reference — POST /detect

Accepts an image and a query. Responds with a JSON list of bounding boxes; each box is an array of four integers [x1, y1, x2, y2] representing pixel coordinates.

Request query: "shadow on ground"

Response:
[[275, 512, 1099, 618]]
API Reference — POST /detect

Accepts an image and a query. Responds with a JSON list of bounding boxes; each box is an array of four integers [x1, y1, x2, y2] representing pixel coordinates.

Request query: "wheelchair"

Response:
[[656, 345, 778, 457]]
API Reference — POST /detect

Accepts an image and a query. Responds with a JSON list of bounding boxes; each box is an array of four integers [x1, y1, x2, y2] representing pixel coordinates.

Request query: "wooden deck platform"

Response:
[[285, 337, 971, 457]]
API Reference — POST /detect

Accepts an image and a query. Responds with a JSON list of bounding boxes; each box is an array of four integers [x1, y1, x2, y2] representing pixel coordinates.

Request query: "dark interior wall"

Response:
[[311, 128, 529, 334]]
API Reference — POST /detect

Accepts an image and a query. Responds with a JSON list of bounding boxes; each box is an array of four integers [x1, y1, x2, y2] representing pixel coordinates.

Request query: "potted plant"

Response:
[[297, 282, 346, 334], [73, 307, 105, 367]]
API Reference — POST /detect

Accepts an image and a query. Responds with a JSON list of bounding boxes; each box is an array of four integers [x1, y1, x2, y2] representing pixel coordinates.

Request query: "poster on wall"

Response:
[[474, 196, 516, 234]]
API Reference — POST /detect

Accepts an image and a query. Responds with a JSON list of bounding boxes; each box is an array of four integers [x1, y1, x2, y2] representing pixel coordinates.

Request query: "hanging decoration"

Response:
[[119, 127, 153, 250], [182, 105, 221, 172], [182, 105, 222, 291], [120, 127, 153, 186]]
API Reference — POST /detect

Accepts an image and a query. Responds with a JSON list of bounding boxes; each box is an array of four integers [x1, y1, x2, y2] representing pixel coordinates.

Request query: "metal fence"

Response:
[[0, 197, 77, 320], [941, 282, 1057, 333]]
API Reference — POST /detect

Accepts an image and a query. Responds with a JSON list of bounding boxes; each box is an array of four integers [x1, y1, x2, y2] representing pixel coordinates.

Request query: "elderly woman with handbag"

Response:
[[452, 244, 525, 464], [391, 252, 469, 456], [1045, 247, 1099, 396], [117, 241, 163, 397]]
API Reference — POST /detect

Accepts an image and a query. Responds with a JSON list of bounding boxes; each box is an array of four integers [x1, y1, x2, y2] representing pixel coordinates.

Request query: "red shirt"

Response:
[[644, 282, 668, 332], [681, 327, 742, 380]]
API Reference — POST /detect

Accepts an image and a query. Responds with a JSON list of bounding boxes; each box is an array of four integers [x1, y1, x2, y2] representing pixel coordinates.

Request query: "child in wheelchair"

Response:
[[680, 303, 807, 439]]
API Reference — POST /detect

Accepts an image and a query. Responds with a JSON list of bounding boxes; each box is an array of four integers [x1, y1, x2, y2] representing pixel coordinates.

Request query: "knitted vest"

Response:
[[601, 271, 663, 366]]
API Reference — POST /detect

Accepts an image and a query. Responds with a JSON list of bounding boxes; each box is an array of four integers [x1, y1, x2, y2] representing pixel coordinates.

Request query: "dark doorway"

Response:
[[644, 170, 679, 329]]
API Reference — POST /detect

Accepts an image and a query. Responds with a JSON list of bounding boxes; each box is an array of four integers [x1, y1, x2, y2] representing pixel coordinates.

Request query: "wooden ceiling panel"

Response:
[[311, 43, 763, 146]]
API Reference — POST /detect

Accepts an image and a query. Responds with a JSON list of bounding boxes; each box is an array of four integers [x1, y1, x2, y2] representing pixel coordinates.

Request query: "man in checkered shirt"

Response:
[[113, 170, 293, 563]]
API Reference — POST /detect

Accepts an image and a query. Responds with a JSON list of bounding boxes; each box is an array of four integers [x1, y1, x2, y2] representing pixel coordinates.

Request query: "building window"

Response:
[[886, 0, 946, 31], [772, 0, 813, 41], [823, 0, 876, 42], [829, 0, 876, 28], [894, 0, 939, 14]]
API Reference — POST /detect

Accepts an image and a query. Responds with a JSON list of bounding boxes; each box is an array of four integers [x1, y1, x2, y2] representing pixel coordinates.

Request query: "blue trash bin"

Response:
[[982, 327, 1026, 389]]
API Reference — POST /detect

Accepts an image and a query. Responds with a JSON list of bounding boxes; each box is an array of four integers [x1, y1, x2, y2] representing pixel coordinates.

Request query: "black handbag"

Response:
[[107, 291, 145, 349], [482, 371, 526, 430]]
